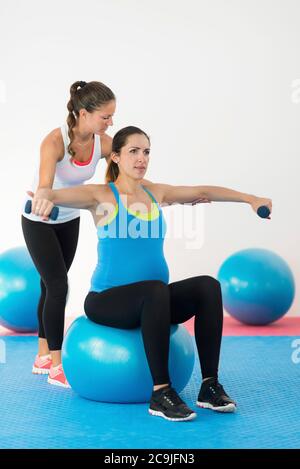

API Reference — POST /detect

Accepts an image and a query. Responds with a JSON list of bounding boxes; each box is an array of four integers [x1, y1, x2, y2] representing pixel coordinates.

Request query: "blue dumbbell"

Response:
[[257, 205, 270, 218], [25, 200, 59, 221]]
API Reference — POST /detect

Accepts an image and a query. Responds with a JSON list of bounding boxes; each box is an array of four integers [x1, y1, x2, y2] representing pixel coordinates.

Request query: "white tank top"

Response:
[[22, 124, 104, 224]]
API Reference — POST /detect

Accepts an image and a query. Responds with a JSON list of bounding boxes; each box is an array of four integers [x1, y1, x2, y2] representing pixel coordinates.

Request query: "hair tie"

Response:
[[78, 81, 87, 89]]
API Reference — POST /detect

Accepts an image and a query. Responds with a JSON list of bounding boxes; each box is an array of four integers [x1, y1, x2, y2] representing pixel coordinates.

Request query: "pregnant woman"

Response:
[[28, 125, 272, 421]]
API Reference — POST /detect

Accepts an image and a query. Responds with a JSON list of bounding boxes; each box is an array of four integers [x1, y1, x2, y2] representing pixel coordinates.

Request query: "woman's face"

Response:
[[80, 100, 116, 135], [115, 134, 150, 180]]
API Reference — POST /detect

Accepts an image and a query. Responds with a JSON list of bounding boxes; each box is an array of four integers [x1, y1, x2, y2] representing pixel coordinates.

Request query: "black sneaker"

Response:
[[196, 377, 237, 413], [149, 386, 197, 422]]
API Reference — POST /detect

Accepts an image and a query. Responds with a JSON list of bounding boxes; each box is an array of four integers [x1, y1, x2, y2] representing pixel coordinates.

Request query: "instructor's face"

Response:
[[87, 100, 116, 135]]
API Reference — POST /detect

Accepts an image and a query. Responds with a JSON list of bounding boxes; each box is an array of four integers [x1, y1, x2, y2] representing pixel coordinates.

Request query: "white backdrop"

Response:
[[0, 0, 299, 317]]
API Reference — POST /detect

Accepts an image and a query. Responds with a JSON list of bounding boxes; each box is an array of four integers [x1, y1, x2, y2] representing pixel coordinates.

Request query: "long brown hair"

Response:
[[66, 80, 115, 158], [105, 126, 150, 183]]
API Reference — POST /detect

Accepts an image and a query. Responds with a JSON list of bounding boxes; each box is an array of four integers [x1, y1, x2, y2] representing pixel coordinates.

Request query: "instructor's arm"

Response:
[[31, 129, 64, 219]]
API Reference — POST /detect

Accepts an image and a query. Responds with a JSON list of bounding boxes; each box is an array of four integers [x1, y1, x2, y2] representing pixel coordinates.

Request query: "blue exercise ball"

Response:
[[0, 246, 40, 332], [62, 316, 195, 403], [218, 248, 295, 325]]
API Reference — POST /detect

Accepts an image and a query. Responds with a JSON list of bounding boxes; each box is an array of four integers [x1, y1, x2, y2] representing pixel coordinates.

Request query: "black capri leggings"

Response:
[[21, 215, 80, 350], [84, 276, 223, 385]]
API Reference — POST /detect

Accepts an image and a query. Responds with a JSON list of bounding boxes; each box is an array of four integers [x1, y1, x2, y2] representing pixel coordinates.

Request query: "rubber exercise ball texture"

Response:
[[0, 246, 40, 332], [218, 248, 295, 325], [62, 316, 195, 403]]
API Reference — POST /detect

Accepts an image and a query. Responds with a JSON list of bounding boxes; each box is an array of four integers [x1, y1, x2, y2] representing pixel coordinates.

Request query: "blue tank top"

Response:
[[90, 182, 169, 293]]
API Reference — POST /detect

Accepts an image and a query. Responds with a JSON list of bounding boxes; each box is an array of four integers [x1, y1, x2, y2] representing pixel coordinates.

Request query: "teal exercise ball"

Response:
[[62, 316, 195, 403], [218, 248, 295, 325], [0, 246, 40, 332]]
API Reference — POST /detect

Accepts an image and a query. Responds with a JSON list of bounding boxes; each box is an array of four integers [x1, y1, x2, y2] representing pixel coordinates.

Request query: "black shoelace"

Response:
[[214, 382, 226, 395], [162, 387, 184, 407], [208, 381, 232, 405]]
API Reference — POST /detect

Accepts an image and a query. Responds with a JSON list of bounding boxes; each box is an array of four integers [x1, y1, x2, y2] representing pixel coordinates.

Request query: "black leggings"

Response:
[[84, 276, 223, 385], [21, 215, 80, 350]]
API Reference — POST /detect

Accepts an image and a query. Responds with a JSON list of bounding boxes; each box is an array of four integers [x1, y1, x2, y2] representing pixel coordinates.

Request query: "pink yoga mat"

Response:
[[1, 316, 299, 337], [185, 316, 300, 336]]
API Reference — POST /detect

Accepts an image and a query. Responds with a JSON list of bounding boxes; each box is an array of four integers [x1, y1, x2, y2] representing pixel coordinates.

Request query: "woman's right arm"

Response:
[[27, 184, 103, 219]]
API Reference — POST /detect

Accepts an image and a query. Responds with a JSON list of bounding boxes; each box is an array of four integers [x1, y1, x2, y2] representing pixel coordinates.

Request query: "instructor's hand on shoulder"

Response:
[[27, 189, 54, 221]]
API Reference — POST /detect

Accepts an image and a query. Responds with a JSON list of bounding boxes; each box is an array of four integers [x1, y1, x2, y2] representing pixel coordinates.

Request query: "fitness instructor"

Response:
[[22, 80, 116, 387]]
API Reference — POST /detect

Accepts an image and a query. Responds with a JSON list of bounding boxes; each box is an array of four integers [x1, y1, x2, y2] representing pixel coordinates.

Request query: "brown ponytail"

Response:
[[105, 158, 120, 183], [66, 80, 115, 159]]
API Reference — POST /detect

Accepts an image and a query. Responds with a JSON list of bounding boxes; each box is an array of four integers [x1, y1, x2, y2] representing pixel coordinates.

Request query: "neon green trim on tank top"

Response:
[[127, 189, 159, 220], [127, 202, 159, 220], [98, 185, 160, 228], [98, 192, 160, 227], [106, 203, 119, 225]]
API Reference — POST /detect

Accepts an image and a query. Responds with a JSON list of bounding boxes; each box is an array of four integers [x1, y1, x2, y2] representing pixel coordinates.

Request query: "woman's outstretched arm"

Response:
[[154, 184, 272, 217], [27, 184, 102, 220]]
